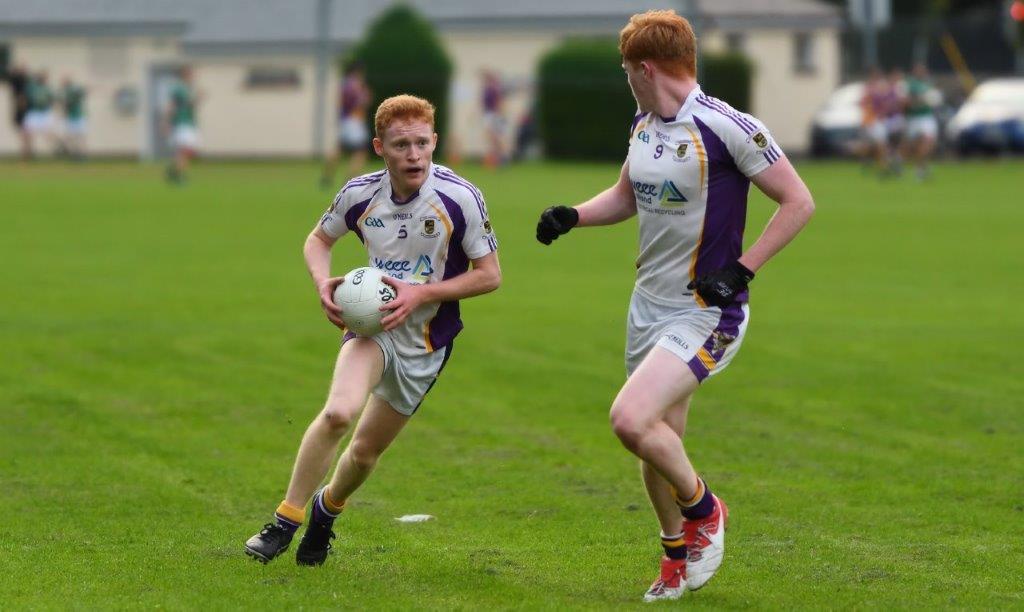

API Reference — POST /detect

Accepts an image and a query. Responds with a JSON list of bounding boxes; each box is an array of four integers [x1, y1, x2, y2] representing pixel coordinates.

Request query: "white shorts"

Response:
[[906, 116, 938, 140], [65, 118, 87, 136], [338, 117, 369, 151], [363, 332, 453, 416], [864, 122, 887, 144], [625, 290, 750, 383], [172, 125, 200, 150], [24, 110, 54, 134]]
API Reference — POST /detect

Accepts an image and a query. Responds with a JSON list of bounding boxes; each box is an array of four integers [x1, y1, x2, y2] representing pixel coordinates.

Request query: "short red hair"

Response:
[[619, 10, 697, 78], [374, 94, 435, 137]]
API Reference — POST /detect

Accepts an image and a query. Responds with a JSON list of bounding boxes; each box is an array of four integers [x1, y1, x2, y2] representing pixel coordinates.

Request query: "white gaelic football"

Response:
[[333, 267, 397, 337]]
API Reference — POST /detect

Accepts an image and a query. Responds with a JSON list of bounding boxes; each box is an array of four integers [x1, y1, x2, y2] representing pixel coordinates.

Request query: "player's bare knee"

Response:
[[348, 439, 382, 470], [610, 406, 645, 451], [320, 405, 355, 432]]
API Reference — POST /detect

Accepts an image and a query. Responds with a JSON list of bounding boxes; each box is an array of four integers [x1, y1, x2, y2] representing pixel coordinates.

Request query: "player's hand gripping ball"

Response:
[[333, 267, 397, 336]]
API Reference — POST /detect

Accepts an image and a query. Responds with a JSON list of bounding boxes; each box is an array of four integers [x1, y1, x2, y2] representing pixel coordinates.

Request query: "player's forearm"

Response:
[[303, 231, 335, 288], [575, 184, 637, 227], [738, 198, 815, 272], [421, 265, 501, 303]]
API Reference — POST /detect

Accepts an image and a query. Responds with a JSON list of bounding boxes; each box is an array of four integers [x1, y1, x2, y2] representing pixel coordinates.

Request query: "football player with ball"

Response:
[[245, 95, 500, 565]]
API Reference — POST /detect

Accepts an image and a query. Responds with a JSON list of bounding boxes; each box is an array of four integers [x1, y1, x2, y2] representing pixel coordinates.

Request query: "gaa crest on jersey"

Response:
[[751, 131, 769, 149], [672, 141, 690, 162], [419, 215, 441, 238], [638, 130, 650, 144]]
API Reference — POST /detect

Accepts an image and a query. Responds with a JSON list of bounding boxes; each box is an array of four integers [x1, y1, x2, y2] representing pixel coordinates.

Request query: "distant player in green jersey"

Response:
[[164, 66, 200, 184], [24, 71, 56, 155], [60, 77, 87, 159], [903, 63, 940, 180]]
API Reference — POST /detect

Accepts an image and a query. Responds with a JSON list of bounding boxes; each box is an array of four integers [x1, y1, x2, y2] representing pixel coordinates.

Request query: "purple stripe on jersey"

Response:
[[697, 99, 754, 136], [427, 189, 470, 350], [698, 95, 758, 132], [341, 171, 386, 193], [433, 169, 486, 219], [692, 98, 757, 135], [343, 196, 373, 243], [692, 115, 751, 303], [629, 111, 647, 134]]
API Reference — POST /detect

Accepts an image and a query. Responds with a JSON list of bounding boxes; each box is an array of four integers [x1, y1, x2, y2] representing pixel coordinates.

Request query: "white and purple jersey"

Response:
[[627, 85, 782, 309], [319, 164, 497, 357]]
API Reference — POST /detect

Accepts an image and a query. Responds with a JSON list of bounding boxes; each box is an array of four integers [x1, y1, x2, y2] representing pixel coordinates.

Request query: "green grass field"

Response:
[[1, 159, 1022, 609]]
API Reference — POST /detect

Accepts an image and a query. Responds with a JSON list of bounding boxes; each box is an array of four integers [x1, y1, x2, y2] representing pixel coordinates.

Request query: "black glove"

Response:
[[536, 206, 579, 245], [687, 261, 755, 308]]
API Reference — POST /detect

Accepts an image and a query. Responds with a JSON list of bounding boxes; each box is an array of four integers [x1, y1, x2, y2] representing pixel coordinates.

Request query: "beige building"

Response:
[[0, 0, 841, 158]]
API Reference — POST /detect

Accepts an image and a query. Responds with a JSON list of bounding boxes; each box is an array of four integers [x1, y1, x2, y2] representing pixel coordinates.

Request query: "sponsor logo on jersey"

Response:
[[411, 254, 434, 282], [638, 130, 650, 144], [483, 219, 493, 234], [373, 257, 413, 276], [364, 217, 385, 228], [655, 129, 672, 143], [659, 180, 687, 206], [419, 215, 441, 238], [751, 131, 768, 149], [392, 212, 414, 220], [372, 255, 434, 282], [634, 180, 687, 207]]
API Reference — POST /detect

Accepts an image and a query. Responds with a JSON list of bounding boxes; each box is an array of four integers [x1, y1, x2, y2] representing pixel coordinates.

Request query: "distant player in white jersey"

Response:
[[245, 94, 501, 566], [536, 10, 814, 601]]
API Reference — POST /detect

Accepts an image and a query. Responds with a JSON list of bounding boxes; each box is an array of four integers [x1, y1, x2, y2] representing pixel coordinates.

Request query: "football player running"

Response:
[[245, 95, 500, 566], [536, 10, 814, 602]]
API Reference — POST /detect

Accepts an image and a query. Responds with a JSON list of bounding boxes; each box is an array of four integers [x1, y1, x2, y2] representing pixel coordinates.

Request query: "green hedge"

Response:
[[348, 6, 453, 154], [699, 52, 754, 113], [538, 40, 755, 160], [538, 39, 637, 161]]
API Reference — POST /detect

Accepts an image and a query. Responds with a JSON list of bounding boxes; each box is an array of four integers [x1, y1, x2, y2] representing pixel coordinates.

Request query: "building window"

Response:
[[246, 67, 301, 89], [793, 32, 816, 74], [725, 32, 745, 54]]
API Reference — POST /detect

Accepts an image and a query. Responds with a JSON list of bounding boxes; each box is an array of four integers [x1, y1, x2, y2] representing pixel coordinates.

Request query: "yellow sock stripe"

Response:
[[661, 536, 687, 548], [678, 479, 706, 508], [323, 487, 347, 514], [275, 501, 306, 524]]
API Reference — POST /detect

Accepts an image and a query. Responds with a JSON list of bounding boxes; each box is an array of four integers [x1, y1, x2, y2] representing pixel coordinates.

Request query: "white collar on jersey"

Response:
[[661, 84, 703, 124]]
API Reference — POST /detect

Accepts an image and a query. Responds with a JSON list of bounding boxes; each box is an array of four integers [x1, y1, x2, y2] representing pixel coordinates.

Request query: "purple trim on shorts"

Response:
[[685, 303, 746, 383], [343, 195, 374, 243], [433, 168, 486, 219], [427, 189, 470, 350], [692, 115, 750, 302], [697, 95, 758, 133], [410, 342, 454, 414]]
